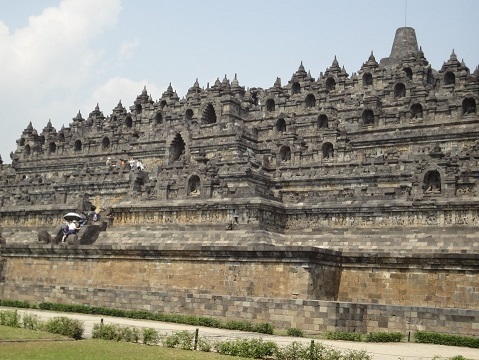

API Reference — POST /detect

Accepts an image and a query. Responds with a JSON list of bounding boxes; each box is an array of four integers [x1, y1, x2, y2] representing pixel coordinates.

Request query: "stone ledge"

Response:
[[2, 243, 478, 270]]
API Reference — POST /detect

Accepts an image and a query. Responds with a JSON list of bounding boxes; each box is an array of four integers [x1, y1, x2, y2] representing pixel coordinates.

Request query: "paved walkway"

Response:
[[1, 307, 478, 360]]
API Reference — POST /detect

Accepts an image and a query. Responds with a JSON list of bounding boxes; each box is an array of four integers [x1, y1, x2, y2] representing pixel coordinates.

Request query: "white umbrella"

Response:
[[63, 212, 82, 221]]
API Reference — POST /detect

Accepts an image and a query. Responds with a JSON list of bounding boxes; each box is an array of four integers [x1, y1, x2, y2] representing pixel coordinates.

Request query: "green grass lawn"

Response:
[[0, 325, 67, 340], [0, 326, 249, 360]]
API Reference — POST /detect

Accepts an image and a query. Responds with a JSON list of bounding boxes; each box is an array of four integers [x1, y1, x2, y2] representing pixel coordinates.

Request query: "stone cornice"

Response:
[[1, 244, 478, 271]]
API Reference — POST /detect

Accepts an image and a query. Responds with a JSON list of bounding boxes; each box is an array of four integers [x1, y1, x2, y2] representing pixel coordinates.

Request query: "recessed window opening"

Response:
[[74, 140, 82, 151], [305, 94, 316, 108], [201, 103, 217, 124], [362, 109, 374, 125], [394, 83, 406, 98], [291, 82, 301, 95], [276, 118, 286, 133], [266, 99, 275, 112], [363, 73, 373, 86], [318, 114, 329, 129]]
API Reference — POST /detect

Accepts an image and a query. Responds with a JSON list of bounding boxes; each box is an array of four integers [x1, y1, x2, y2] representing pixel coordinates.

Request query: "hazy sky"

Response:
[[1, 0, 478, 163]]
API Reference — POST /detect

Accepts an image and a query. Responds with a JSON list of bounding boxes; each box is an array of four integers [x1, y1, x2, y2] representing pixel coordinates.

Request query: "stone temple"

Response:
[[0, 27, 478, 335]]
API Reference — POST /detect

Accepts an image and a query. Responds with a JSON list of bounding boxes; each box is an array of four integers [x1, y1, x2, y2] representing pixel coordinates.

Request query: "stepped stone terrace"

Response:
[[0, 27, 478, 336]]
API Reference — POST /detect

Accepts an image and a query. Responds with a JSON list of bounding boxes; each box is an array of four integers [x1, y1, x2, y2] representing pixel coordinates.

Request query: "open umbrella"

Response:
[[63, 212, 83, 221]]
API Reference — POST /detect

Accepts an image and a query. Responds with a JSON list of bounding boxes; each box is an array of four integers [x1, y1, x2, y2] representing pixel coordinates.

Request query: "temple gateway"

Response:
[[0, 27, 478, 336]]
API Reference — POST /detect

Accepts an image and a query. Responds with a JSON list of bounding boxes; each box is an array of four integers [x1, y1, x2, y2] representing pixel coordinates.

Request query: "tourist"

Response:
[[129, 157, 135, 170], [62, 220, 80, 242]]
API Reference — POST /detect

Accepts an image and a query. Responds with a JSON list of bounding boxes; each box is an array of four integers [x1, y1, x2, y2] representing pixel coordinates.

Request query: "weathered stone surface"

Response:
[[0, 26, 478, 335]]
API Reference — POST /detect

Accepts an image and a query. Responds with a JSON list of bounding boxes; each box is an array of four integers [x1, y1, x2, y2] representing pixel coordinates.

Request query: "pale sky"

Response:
[[1, 0, 478, 164]]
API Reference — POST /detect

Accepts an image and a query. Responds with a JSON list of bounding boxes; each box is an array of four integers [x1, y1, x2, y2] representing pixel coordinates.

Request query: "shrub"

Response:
[[0, 299, 31, 308], [215, 338, 277, 359], [119, 326, 140, 343], [142, 327, 159, 345], [92, 323, 120, 340], [197, 337, 213, 352], [253, 322, 275, 335], [274, 341, 372, 360], [325, 331, 363, 342], [160, 330, 195, 350], [343, 349, 373, 360], [287, 327, 304, 337], [222, 320, 254, 332], [301, 341, 333, 360], [0, 310, 20, 328], [198, 316, 221, 328], [415, 331, 479, 348], [92, 323, 140, 342], [274, 341, 305, 360], [44, 317, 84, 339], [366, 331, 403, 343], [22, 313, 41, 330]]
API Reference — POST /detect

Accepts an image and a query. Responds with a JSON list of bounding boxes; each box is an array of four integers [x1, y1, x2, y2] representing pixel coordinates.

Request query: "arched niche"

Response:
[[394, 83, 406, 98], [58, 133, 65, 142], [185, 109, 194, 121], [322, 142, 334, 159], [403, 67, 413, 80], [74, 140, 82, 152], [410, 103, 423, 119], [24, 144, 31, 156], [291, 82, 301, 95], [125, 115, 133, 128], [423, 170, 442, 195], [201, 103, 217, 124], [155, 112, 163, 125], [362, 109, 374, 125], [266, 98, 275, 112], [462, 98, 476, 115], [48, 142, 56, 154], [305, 94, 316, 108], [102, 137, 110, 150], [326, 77, 336, 91], [169, 133, 186, 163], [276, 118, 286, 133], [318, 114, 329, 129], [362, 73, 373, 86], [19, 138, 26, 146], [135, 103, 142, 114], [444, 71, 455, 86], [187, 175, 201, 196], [39, 136, 45, 145], [160, 100, 167, 110], [279, 145, 291, 162]]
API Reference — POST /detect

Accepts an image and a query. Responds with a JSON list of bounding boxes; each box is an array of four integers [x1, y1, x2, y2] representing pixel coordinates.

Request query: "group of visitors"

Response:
[[106, 157, 145, 171], [129, 157, 145, 171], [61, 208, 100, 242]]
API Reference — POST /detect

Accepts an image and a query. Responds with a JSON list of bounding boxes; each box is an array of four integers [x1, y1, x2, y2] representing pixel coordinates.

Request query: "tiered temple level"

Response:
[[0, 27, 478, 336]]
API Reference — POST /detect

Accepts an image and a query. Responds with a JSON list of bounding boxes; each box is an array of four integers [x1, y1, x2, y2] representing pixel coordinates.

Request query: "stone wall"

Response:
[[338, 267, 479, 309], [0, 245, 341, 301], [1, 280, 477, 336], [0, 244, 478, 335]]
